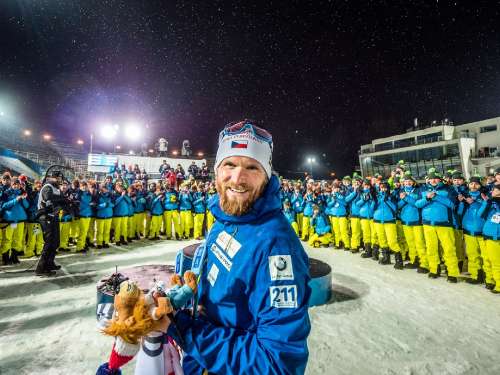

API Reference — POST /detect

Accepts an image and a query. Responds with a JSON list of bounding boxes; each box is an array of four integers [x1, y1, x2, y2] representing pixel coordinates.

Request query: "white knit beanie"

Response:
[[214, 124, 273, 178]]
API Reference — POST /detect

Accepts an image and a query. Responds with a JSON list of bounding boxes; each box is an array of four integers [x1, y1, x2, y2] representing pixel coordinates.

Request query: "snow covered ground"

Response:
[[1, 240, 500, 375]]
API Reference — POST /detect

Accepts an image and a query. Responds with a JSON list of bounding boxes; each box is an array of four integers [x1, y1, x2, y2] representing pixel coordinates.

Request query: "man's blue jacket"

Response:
[[169, 175, 311, 374]]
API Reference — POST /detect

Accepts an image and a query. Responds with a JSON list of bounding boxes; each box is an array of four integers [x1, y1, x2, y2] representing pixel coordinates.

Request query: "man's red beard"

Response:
[[216, 180, 266, 216]]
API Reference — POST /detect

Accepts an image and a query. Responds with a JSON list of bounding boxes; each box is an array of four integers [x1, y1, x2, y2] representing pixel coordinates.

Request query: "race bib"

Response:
[[491, 213, 500, 224], [170, 195, 177, 203]]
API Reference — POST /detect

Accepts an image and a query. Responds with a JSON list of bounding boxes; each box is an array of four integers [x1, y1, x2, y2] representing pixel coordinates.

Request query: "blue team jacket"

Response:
[[192, 192, 206, 214], [78, 191, 94, 218], [398, 187, 421, 226], [415, 183, 455, 226], [458, 191, 485, 235], [150, 193, 165, 216], [112, 193, 132, 217], [291, 192, 304, 214], [1, 188, 29, 223], [134, 191, 147, 213], [283, 208, 296, 224], [327, 192, 348, 217], [96, 193, 114, 219], [179, 192, 193, 211], [311, 212, 331, 235], [303, 193, 316, 217], [169, 175, 311, 374], [356, 191, 375, 219], [373, 192, 397, 223], [345, 190, 361, 217], [479, 198, 500, 240], [164, 191, 179, 211]]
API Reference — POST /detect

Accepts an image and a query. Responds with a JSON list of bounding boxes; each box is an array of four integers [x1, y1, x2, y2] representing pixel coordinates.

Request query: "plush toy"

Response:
[[97, 271, 197, 375]]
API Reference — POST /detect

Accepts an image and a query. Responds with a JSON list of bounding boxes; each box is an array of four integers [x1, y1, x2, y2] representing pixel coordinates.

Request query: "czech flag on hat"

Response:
[[231, 140, 248, 149]]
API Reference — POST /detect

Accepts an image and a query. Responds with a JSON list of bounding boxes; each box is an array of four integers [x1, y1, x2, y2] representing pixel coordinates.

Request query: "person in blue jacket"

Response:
[[178, 184, 193, 239], [283, 198, 299, 235], [415, 169, 460, 282], [478, 184, 500, 293], [112, 184, 132, 246], [96, 183, 114, 249], [450, 170, 467, 271], [163, 183, 180, 240], [166, 120, 311, 374], [398, 173, 428, 273], [308, 204, 333, 247], [327, 184, 350, 250], [192, 184, 206, 240], [148, 184, 165, 240], [345, 176, 362, 253], [357, 180, 377, 259], [458, 176, 488, 284], [1, 178, 29, 264], [291, 183, 304, 237], [133, 182, 147, 239], [372, 181, 402, 268], [75, 180, 93, 253]]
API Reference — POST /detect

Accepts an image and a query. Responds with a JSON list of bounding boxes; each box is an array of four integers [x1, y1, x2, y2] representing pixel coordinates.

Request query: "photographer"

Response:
[[35, 171, 69, 276]]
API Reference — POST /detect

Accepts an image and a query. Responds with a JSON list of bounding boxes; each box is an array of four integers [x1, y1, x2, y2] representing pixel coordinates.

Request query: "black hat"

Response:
[[452, 171, 464, 180], [469, 176, 482, 185]]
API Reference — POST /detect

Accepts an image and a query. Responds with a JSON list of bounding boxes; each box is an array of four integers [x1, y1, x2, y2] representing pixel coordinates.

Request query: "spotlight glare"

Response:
[[148, 149, 154, 153], [197, 151, 204, 157], [172, 150, 178, 156], [76, 139, 84, 145], [43, 134, 51, 141], [124, 122, 141, 140], [101, 124, 117, 139], [23, 130, 31, 136]]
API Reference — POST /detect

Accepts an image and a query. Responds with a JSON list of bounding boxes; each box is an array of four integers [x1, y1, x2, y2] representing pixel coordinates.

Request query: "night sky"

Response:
[[1, 1, 500, 178]]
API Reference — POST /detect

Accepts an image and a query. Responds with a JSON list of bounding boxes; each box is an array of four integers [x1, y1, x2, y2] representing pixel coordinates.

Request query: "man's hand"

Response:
[[457, 194, 465, 202], [481, 193, 489, 201], [399, 192, 406, 200], [465, 197, 474, 205], [426, 192, 436, 199]]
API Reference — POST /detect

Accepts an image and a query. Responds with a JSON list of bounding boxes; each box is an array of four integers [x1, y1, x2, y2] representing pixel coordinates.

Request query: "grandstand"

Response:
[[0, 127, 215, 181]]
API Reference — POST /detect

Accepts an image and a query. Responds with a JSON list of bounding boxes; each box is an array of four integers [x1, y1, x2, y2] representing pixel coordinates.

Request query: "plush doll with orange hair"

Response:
[[97, 271, 197, 375]]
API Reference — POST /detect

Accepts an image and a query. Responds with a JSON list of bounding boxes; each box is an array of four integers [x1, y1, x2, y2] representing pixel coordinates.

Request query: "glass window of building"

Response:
[[417, 132, 442, 144], [480, 125, 497, 133]]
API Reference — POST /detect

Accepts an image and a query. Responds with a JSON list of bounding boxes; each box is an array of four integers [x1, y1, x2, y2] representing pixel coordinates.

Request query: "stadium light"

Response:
[[148, 149, 154, 153], [129, 150, 134, 155], [101, 124, 118, 139], [0, 111, 4, 117], [76, 139, 84, 145], [124, 122, 141, 141], [115, 145, 121, 150], [172, 150, 179, 156], [197, 151, 204, 157], [23, 129, 31, 136], [42, 134, 52, 141], [307, 156, 316, 175]]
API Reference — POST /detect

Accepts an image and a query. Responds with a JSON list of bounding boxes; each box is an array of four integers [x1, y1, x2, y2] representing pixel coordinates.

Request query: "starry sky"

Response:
[[1, 1, 500, 178]]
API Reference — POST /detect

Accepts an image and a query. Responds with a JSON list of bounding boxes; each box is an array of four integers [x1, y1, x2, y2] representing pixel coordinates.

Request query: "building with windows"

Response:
[[359, 116, 500, 180]]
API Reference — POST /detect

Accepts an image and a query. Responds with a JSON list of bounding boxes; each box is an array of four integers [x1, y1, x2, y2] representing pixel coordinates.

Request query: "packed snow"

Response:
[[1, 240, 500, 375]]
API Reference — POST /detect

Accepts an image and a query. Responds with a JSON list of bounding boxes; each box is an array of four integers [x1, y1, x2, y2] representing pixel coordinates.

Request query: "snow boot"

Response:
[[485, 283, 495, 290], [404, 256, 419, 269], [10, 250, 21, 264], [428, 272, 439, 279], [360, 244, 372, 258], [372, 245, 380, 261], [378, 248, 391, 265], [447, 276, 458, 283], [417, 267, 429, 274], [48, 261, 61, 271], [35, 258, 56, 277], [2, 252, 12, 265], [394, 252, 404, 270]]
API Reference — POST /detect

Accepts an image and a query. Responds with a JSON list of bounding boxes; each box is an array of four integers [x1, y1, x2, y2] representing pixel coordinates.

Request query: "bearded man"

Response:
[[168, 120, 311, 374]]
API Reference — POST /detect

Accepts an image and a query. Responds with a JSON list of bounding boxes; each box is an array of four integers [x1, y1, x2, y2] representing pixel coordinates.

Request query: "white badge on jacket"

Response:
[[268, 255, 294, 281]]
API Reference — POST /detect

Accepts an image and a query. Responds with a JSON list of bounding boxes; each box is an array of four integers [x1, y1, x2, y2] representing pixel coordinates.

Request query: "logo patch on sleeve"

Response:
[[270, 285, 298, 308], [268, 255, 294, 281], [207, 263, 219, 287], [210, 244, 233, 271], [216, 230, 242, 258]]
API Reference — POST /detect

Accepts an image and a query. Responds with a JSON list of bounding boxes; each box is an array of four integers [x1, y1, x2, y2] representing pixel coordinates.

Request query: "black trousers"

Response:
[[38, 214, 60, 268]]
